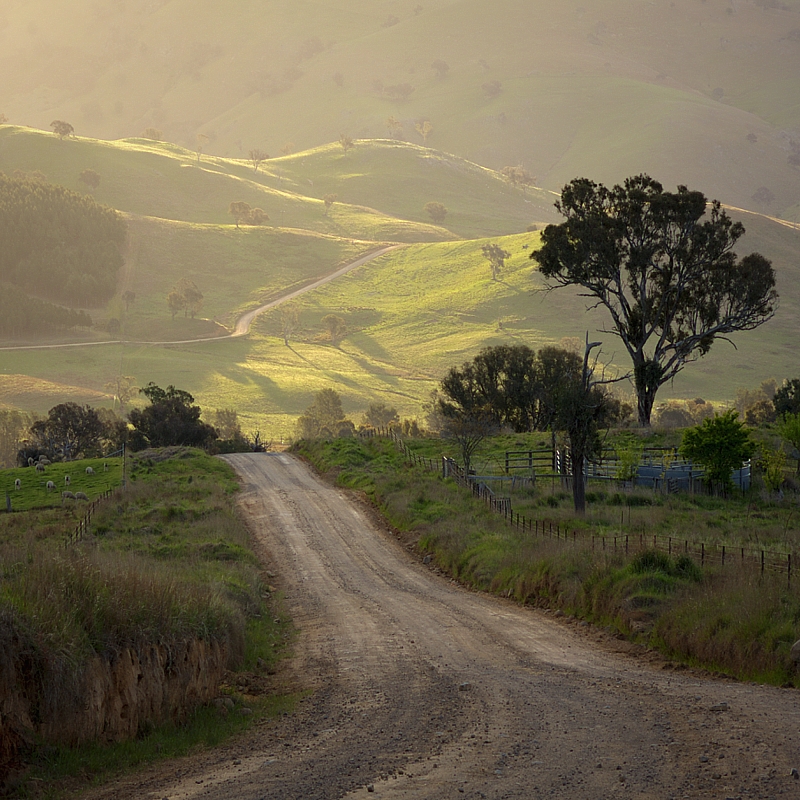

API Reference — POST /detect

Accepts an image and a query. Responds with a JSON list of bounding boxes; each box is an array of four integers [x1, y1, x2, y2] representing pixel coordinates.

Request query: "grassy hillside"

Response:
[[1, 0, 799, 217]]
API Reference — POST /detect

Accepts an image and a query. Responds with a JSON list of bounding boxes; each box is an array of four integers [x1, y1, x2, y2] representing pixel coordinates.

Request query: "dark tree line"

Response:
[[0, 283, 92, 338], [0, 173, 127, 308]]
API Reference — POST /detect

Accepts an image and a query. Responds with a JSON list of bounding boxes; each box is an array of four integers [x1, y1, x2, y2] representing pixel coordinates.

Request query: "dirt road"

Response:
[[91, 453, 800, 800]]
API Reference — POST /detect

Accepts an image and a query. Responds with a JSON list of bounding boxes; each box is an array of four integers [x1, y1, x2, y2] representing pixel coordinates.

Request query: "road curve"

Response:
[[89, 453, 800, 800], [0, 245, 402, 352]]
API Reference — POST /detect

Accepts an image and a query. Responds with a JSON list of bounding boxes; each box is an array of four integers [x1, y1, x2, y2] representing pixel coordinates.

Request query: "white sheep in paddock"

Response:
[[35, 462, 45, 473], [38, 457, 50, 466], [62, 490, 75, 501], [46, 480, 55, 492], [85, 466, 94, 475], [74, 491, 88, 501], [27, 457, 34, 467], [64, 475, 70, 486], [14, 479, 21, 490]]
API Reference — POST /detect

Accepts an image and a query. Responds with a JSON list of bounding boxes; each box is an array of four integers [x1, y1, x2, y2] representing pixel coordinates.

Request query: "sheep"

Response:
[[38, 457, 50, 466], [64, 475, 70, 486], [85, 466, 94, 475], [27, 457, 34, 467], [74, 491, 88, 501], [62, 491, 76, 501], [35, 462, 46, 473], [14, 479, 21, 490], [46, 481, 55, 492]]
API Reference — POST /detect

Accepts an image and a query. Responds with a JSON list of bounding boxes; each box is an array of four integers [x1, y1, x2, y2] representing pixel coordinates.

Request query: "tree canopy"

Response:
[[128, 383, 217, 450], [28, 403, 105, 461], [296, 388, 354, 439], [532, 174, 777, 425]]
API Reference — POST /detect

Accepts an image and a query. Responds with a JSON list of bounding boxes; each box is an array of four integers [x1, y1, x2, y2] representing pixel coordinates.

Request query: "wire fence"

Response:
[[359, 427, 795, 584], [65, 488, 117, 547]]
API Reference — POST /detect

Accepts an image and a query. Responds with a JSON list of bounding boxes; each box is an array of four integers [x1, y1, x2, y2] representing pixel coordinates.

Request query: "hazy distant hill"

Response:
[[0, 0, 798, 220]]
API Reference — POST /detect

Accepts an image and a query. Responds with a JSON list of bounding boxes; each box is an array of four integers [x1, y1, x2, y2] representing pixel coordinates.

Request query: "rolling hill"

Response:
[[1, 0, 799, 220]]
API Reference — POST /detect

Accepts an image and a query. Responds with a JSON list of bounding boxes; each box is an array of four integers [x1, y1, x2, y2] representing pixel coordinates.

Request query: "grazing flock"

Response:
[[13, 456, 110, 503]]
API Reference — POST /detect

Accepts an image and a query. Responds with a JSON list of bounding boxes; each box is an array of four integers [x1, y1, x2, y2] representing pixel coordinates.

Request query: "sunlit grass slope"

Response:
[[0, 127, 543, 238], [2, 215, 799, 433], [2, 0, 798, 216]]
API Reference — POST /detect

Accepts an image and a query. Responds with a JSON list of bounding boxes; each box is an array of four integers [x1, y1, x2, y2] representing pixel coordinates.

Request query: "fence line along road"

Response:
[[359, 428, 796, 584]]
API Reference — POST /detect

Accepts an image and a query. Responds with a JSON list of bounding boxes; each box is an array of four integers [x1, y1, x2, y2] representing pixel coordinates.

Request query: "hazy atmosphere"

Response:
[[1, 0, 799, 432]]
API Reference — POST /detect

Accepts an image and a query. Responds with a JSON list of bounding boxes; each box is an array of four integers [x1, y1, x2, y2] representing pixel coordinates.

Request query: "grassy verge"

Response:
[[0, 448, 293, 798], [295, 435, 800, 686]]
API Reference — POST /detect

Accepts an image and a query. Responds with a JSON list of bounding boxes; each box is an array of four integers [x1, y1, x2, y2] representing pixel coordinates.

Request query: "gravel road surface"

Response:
[[88, 452, 800, 800]]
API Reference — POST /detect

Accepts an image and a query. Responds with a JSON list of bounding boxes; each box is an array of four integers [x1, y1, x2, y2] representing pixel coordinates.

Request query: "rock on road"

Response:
[[90, 453, 800, 800]]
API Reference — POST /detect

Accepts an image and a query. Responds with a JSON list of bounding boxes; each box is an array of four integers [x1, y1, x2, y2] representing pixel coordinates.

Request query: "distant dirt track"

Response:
[[86, 452, 800, 800], [0, 245, 401, 352]]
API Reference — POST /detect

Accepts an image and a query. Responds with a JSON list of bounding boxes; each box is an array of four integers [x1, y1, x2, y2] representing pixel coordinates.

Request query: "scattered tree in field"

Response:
[[178, 278, 203, 318], [322, 313, 347, 345], [481, 242, 510, 281], [281, 142, 295, 156], [415, 120, 433, 144], [212, 408, 243, 440], [774, 379, 800, 417], [0, 114, 7, 124], [121, 290, 136, 312], [105, 375, 138, 412], [385, 83, 415, 101], [414, 4, 423, 13], [323, 193, 338, 215], [245, 207, 269, 225], [776, 413, 800, 474], [195, 132, 209, 163], [501, 165, 536, 194], [280, 304, 300, 345], [296, 388, 354, 439], [141, 127, 163, 140], [532, 174, 778, 425], [382, 14, 400, 27], [482, 80, 502, 98], [333, 72, 344, 87], [167, 290, 186, 321], [50, 120, 74, 139], [679, 410, 755, 492], [229, 200, 252, 228], [339, 133, 354, 153], [128, 383, 217, 451], [248, 148, 269, 173], [29, 403, 105, 460], [79, 168, 100, 190], [441, 410, 496, 478], [361, 403, 400, 429], [424, 201, 447, 224], [431, 59, 449, 78], [386, 116, 403, 138], [746, 132, 758, 144]]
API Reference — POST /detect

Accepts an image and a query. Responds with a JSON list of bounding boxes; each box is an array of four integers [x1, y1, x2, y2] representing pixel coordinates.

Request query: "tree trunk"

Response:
[[571, 448, 586, 516]]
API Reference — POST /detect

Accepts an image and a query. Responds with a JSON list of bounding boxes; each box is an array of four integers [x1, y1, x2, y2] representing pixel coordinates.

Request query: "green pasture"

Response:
[[0, 457, 123, 512]]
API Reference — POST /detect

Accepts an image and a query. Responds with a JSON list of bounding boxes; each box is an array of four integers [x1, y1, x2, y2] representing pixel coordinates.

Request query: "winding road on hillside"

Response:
[[88, 452, 800, 800], [0, 246, 402, 352]]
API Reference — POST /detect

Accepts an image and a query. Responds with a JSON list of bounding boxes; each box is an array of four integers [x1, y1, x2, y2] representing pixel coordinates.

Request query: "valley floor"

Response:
[[83, 453, 800, 800]]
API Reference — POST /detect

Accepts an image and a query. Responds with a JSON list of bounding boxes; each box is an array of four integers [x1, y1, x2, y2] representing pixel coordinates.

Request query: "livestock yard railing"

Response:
[[358, 428, 795, 583], [65, 488, 117, 547]]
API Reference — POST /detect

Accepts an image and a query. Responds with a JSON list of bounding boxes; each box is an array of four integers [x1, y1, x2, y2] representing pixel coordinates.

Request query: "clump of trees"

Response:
[[296, 388, 354, 439], [228, 201, 269, 227], [0, 173, 127, 308], [424, 201, 447, 224], [167, 278, 203, 320], [532, 174, 777, 426], [50, 120, 74, 139], [128, 383, 217, 451], [0, 283, 92, 338]]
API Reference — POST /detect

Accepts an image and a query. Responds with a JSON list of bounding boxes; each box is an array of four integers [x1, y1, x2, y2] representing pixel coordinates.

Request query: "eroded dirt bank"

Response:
[[86, 453, 800, 800]]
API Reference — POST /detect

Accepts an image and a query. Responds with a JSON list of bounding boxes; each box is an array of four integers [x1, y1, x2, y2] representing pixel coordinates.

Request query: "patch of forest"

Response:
[[0, 283, 93, 337], [0, 173, 127, 308]]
